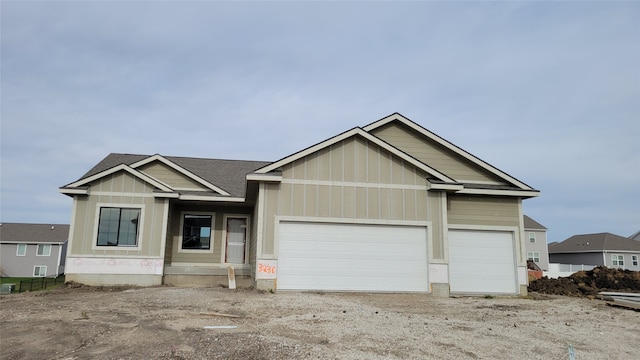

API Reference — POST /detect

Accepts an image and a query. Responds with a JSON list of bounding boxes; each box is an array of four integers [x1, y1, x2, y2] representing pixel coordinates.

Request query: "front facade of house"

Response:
[[548, 233, 640, 271], [523, 215, 549, 271], [60, 113, 539, 295], [0, 223, 69, 277]]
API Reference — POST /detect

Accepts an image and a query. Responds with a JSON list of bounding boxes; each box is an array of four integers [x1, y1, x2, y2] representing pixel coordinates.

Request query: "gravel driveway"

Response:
[[1, 285, 638, 359]]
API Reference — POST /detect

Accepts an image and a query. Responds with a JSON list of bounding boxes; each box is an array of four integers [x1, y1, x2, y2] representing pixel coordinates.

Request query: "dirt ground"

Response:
[[1, 284, 638, 360], [529, 266, 640, 297]]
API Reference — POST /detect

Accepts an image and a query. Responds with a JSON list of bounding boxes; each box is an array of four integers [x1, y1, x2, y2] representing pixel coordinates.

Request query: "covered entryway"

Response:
[[448, 229, 517, 294], [277, 221, 428, 292]]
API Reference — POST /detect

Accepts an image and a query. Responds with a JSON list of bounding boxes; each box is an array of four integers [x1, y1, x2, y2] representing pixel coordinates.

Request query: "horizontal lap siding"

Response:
[[370, 123, 505, 184], [447, 195, 520, 227], [69, 172, 165, 258]]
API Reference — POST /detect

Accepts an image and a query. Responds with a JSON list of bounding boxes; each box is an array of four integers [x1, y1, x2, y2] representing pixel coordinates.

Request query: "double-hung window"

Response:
[[632, 255, 638, 267], [611, 254, 624, 267], [37, 244, 51, 256], [97, 207, 141, 246], [16, 244, 27, 256], [181, 214, 213, 250], [34, 266, 47, 277], [529, 232, 536, 243], [527, 252, 540, 263]]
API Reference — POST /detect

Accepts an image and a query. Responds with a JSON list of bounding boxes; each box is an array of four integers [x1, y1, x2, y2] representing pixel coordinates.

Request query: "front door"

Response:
[[225, 217, 247, 263]]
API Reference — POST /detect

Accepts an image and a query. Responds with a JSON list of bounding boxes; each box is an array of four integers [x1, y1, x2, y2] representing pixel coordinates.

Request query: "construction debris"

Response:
[[598, 292, 640, 311], [528, 266, 640, 297]]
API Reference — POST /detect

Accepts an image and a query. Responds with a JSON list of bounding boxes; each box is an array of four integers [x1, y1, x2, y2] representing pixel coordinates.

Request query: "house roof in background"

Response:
[[629, 230, 640, 241], [548, 232, 640, 253], [524, 215, 547, 230], [73, 153, 271, 198], [0, 223, 70, 244]]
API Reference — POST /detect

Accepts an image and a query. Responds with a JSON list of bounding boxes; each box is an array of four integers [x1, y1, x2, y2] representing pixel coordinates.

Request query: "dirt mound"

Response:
[[528, 266, 640, 297]]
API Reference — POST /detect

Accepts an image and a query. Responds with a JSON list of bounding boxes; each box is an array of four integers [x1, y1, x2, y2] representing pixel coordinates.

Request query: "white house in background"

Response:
[[523, 215, 549, 271]]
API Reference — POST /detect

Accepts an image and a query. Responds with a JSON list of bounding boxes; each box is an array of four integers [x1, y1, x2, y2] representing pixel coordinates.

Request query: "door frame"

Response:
[[223, 214, 250, 264]]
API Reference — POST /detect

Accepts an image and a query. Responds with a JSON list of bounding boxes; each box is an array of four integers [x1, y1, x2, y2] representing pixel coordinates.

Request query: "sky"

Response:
[[1, 1, 638, 243]]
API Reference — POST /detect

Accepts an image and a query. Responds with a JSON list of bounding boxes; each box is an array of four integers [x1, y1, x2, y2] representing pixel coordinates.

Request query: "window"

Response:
[[612, 254, 624, 267], [16, 244, 27, 256], [97, 207, 140, 246], [529, 232, 536, 243], [181, 214, 212, 250], [36, 244, 51, 256], [632, 255, 638, 267], [527, 252, 540, 263], [33, 266, 47, 277]]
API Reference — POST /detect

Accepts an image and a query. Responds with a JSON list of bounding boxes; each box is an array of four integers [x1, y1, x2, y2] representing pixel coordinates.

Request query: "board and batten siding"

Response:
[[68, 171, 167, 258], [258, 136, 441, 257], [370, 123, 506, 184], [137, 162, 209, 191]]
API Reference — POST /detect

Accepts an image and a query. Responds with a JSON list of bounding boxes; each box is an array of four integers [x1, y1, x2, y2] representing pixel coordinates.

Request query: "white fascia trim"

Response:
[[246, 174, 283, 182], [428, 183, 464, 191], [456, 188, 540, 197], [255, 128, 456, 183], [363, 113, 535, 191], [66, 164, 174, 192], [59, 188, 89, 195], [130, 154, 231, 196], [153, 192, 180, 198], [178, 194, 245, 202]]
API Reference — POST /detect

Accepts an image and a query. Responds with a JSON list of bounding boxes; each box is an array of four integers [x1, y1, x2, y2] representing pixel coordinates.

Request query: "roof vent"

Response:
[[51, 226, 55, 230]]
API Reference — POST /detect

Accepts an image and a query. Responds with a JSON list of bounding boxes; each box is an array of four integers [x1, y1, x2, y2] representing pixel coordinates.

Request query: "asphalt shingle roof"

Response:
[[548, 232, 640, 253], [523, 215, 547, 230], [0, 223, 70, 244], [78, 153, 272, 198]]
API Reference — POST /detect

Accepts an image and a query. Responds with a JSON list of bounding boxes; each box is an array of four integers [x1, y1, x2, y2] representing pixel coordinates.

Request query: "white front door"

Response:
[[225, 217, 247, 263]]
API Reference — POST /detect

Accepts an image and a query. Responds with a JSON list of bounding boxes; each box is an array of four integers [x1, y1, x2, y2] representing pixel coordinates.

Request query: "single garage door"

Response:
[[448, 229, 517, 294], [278, 222, 428, 292]]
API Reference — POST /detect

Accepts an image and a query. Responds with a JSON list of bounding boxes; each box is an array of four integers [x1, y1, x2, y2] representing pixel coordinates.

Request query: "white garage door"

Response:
[[448, 230, 517, 294], [278, 222, 428, 292]]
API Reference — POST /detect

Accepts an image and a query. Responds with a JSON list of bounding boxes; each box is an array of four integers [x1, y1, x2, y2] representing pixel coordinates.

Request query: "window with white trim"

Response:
[[611, 254, 624, 267], [16, 244, 27, 256], [37, 244, 51, 256], [97, 207, 140, 246], [33, 266, 47, 277], [529, 232, 536, 243], [632, 255, 638, 267], [527, 252, 540, 263], [181, 214, 213, 250]]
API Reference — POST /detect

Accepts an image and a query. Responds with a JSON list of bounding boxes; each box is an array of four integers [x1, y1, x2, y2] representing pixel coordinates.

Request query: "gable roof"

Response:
[[548, 232, 640, 253], [0, 223, 70, 244], [629, 230, 640, 241], [524, 215, 547, 230], [363, 113, 538, 193], [254, 127, 458, 184], [62, 153, 271, 198]]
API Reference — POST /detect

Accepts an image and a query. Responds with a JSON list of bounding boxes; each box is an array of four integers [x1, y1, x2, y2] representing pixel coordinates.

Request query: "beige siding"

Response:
[[138, 162, 209, 191], [68, 171, 166, 258], [370, 123, 506, 183], [166, 204, 253, 264], [447, 195, 520, 227], [258, 136, 432, 258]]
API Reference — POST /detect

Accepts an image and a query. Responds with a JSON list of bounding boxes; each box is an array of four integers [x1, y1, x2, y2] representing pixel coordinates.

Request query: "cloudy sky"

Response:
[[1, 1, 638, 243]]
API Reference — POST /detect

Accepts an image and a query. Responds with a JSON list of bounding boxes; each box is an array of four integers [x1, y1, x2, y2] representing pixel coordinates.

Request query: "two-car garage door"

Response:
[[277, 222, 428, 292]]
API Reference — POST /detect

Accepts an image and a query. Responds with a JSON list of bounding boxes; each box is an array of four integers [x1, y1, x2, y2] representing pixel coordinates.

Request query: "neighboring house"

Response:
[[0, 223, 69, 277], [548, 233, 640, 271], [59, 113, 539, 296], [629, 230, 640, 241], [523, 215, 549, 271]]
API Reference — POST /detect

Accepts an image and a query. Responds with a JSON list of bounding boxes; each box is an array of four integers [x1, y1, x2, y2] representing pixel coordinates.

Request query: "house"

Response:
[[548, 232, 640, 271], [59, 113, 539, 296], [0, 223, 69, 277], [523, 215, 549, 271], [630, 230, 640, 241]]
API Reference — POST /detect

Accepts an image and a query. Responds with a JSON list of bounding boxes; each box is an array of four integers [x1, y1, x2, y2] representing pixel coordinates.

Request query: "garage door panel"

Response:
[[449, 230, 517, 294], [278, 222, 428, 292]]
